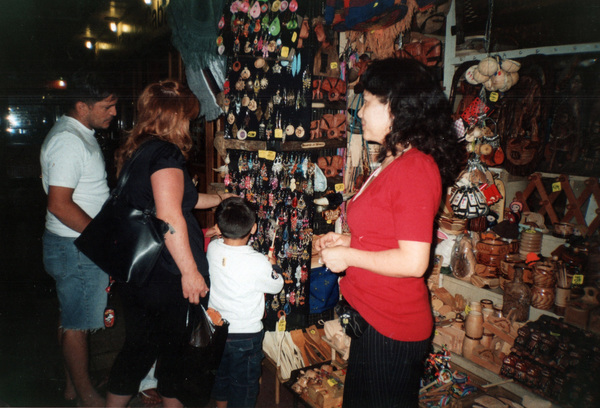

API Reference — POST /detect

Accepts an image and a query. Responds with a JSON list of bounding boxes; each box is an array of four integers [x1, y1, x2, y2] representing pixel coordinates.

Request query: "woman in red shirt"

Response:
[[315, 59, 464, 407]]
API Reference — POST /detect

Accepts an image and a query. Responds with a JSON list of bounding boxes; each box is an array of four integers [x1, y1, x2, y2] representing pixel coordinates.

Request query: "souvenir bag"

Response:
[[74, 144, 169, 286], [262, 315, 305, 381]]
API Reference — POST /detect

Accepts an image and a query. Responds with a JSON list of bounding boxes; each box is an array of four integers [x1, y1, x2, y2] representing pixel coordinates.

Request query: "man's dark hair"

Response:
[[64, 71, 116, 110], [215, 197, 257, 239]]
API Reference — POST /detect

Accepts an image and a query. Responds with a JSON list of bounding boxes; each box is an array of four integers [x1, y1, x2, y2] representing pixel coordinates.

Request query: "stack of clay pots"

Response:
[[465, 56, 521, 92]]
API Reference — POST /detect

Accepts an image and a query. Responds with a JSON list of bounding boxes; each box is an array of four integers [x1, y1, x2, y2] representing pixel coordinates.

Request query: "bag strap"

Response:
[[111, 141, 157, 212]]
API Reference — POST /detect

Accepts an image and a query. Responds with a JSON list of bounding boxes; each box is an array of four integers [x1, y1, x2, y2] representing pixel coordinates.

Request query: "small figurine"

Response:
[[505, 200, 523, 224]]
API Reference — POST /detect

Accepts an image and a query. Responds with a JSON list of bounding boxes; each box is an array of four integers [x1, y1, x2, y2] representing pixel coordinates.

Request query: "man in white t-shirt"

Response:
[[40, 72, 117, 407]]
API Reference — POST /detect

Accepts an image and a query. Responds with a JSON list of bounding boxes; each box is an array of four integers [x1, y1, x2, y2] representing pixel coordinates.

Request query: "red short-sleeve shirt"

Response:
[[340, 148, 441, 341]]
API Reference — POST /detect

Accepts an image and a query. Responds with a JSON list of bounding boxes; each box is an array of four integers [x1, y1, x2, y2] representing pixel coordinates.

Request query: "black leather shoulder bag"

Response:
[[75, 144, 169, 286]]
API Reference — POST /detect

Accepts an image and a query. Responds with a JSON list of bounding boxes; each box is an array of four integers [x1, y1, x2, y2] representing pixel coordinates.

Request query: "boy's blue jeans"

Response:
[[212, 330, 264, 408]]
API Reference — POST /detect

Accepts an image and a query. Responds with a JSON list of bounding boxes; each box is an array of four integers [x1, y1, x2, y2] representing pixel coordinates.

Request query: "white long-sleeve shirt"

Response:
[[207, 239, 283, 333]]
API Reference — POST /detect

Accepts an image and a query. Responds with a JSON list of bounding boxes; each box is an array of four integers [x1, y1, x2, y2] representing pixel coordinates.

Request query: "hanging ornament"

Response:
[[269, 16, 281, 36], [249, 1, 261, 18], [271, 0, 281, 12]]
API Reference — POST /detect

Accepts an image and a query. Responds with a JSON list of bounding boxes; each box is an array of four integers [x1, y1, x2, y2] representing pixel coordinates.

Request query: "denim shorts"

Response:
[[212, 331, 264, 407], [43, 230, 108, 331]]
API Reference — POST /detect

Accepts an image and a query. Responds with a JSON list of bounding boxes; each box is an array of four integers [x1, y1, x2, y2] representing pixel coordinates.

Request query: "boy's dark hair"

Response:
[[215, 197, 257, 239], [64, 71, 117, 111]]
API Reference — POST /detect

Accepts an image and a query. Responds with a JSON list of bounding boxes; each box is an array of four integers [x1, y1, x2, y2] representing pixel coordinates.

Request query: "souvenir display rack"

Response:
[[216, 0, 343, 329]]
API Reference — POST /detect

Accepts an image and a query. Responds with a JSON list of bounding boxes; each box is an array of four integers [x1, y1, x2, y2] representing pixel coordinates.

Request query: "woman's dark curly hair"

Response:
[[360, 58, 465, 186]]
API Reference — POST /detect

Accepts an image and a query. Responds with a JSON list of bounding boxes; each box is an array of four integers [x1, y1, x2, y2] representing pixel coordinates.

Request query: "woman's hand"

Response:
[[181, 272, 209, 305], [320, 246, 349, 273], [314, 232, 351, 252]]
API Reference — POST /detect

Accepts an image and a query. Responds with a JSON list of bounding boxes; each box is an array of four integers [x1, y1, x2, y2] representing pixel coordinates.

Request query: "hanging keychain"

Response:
[[104, 277, 116, 328]]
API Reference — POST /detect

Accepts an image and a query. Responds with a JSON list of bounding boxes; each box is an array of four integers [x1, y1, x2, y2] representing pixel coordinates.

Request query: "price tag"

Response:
[[327, 378, 338, 387], [274, 128, 283, 139], [552, 182, 562, 192], [572, 274, 584, 286], [248, 131, 257, 138], [330, 62, 338, 70], [291, 32, 297, 43], [281, 46, 289, 58], [277, 316, 286, 332], [334, 183, 345, 192], [258, 150, 277, 160], [489, 92, 499, 102]]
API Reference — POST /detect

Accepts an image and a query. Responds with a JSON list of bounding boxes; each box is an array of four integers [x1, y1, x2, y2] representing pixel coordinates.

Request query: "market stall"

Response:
[[194, 1, 600, 407]]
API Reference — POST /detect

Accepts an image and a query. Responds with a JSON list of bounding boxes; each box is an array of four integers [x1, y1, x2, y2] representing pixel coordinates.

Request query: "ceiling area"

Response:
[[1, 0, 598, 95], [0, 0, 171, 94]]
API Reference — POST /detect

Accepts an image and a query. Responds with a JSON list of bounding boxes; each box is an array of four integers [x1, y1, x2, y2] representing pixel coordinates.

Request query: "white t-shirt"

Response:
[[40, 115, 110, 237], [207, 238, 284, 333]]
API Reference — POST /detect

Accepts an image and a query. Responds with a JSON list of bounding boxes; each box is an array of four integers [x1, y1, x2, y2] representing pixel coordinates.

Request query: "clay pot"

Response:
[[462, 335, 481, 359], [531, 286, 555, 310], [470, 301, 482, 313], [533, 261, 557, 288], [477, 239, 510, 255], [465, 310, 484, 338], [476, 252, 505, 267], [480, 333, 494, 349], [452, 316, 465, 330], [502, 239, 520, 254], [554, 287, 571, 316], [480, 299, 494, 310]]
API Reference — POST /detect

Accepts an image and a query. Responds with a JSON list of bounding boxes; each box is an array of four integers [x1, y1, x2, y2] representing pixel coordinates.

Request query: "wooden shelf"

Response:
[[219, 134, 347, 152]]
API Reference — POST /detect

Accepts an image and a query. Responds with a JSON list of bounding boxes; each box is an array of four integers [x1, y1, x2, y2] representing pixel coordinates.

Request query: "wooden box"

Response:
[[432, 325, 465, 355]]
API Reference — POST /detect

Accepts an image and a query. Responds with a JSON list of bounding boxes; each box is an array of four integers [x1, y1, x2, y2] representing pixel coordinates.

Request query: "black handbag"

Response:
[[335, 299, 369, 339], [74, 145, 169, 286]]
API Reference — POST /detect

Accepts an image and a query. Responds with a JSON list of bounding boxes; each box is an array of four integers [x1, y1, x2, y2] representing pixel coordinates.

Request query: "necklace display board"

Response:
[[217, 0, 340, 330], [225, 149, 317, 329]]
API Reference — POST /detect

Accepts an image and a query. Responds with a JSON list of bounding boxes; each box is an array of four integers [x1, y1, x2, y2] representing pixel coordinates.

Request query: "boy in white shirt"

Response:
[[208, 197, 283, 408]]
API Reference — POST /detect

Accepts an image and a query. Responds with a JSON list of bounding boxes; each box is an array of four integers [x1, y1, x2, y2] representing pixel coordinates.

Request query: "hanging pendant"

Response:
[[248, 98, 257, 112], [297, 196, 306, 210], [271, 0, 281, 13], [249, 1, 261, 18], [268, 16, 281, 36], [227, 112, 236, 125], [240, 66, 251, 80], [237, 127, 248, 140]]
